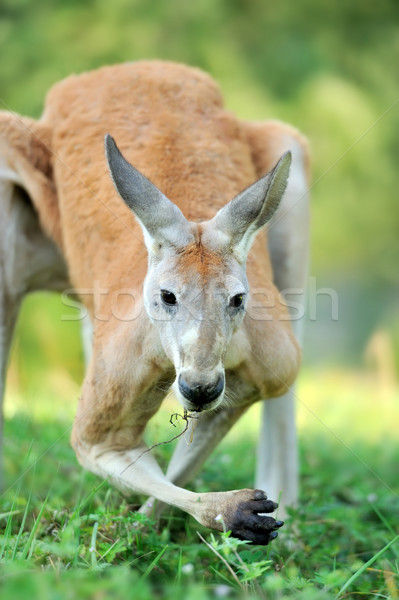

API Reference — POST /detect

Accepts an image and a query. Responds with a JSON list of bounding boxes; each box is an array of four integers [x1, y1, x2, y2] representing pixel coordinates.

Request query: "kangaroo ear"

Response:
[[105, 135, 192, 254], [205, 152, 291, 261]]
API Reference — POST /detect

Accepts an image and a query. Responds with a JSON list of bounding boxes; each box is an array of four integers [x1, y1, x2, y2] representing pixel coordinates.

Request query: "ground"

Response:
[[1, 362, 398, 599]]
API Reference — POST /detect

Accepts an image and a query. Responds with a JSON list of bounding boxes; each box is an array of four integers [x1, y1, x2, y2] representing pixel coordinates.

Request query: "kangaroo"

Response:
[[0, 61, 309, 544]]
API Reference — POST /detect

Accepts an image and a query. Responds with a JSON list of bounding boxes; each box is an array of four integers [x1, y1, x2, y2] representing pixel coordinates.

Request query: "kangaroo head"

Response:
[[105, 135, 291, 412]]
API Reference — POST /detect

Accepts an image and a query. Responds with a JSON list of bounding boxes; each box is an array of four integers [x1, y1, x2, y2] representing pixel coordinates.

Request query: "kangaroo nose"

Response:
[[178, 373, 225, 406]]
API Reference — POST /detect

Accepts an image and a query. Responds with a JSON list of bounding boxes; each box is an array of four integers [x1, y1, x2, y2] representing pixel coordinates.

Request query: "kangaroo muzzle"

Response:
[[177, 371, 225, 410]]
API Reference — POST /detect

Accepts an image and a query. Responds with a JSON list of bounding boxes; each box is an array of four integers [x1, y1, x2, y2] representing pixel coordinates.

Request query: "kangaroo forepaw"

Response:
[[197, 488, 283, 546], [225, 489, 283, 545]]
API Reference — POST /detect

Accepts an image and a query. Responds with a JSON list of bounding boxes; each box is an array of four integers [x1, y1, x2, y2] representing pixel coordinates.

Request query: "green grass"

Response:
[[1, 371, 399, 599]]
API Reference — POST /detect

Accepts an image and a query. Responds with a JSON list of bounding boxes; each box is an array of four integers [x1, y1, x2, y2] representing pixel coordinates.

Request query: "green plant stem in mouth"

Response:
[[120, 410, 198, 474]]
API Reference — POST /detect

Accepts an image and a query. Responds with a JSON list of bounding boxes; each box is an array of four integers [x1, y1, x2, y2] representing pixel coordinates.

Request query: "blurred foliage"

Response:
[[0, 1, 398, 372]]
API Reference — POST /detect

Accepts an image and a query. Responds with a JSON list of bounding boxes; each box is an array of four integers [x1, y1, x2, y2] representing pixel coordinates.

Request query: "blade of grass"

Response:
[[210, 566, 239, 588], [0, 510, 21, 520], [11, 488, 32, 560], [336, 534, 399, 599], [72, 468, 88, 514], [0, 441, 34, 560], [0, 481, 22, 560], [60, 477, 110, 567], [141, 545, 168, 580], [369, 503, 397, 540], [175, 547, 183, 585], [72, 477, 110, 519], [20, 491, 50, 560], [98, 537, 120, 563], [89, 520, 99, 568], [197, 532, 245, 592]]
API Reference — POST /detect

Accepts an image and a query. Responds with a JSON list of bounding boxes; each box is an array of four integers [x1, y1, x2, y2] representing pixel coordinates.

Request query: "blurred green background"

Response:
[[1, 0, 398, 421]]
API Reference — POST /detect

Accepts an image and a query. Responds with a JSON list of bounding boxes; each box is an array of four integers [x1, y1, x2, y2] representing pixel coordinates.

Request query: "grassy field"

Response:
[[1, 350, 398, 599]]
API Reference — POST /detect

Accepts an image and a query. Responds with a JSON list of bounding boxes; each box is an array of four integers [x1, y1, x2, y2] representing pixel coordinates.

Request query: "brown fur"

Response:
[[177, 227, 226, 281], [41, 63, 259, 298], [245, 119, 311, 181], [0, 112, 62, 245]]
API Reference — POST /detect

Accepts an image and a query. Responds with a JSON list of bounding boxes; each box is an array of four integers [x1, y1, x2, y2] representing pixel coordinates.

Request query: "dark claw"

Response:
[[276, 520, 284, 528], [248, 513, 277, 530], [246, 499, 278, 513], [254, 489, 267, 500], [232, 527, 280, 545]]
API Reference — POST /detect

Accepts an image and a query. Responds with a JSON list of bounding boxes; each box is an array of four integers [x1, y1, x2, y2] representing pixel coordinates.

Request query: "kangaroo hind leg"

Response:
[[245, 120, 310, 517]]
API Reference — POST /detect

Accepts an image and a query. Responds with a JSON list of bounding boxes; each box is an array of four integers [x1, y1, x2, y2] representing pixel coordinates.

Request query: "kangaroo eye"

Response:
[[161, 289, 177, 306], [229, 294, 244, 309]]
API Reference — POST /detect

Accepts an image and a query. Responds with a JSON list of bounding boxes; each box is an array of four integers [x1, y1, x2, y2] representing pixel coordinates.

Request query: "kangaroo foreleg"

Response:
[[139, 401, 251, 518], [73, 359, 282, 545]]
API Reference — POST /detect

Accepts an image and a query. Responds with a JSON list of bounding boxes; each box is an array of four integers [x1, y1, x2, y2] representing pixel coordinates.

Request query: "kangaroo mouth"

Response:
[[172, 375, 225, 413]]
